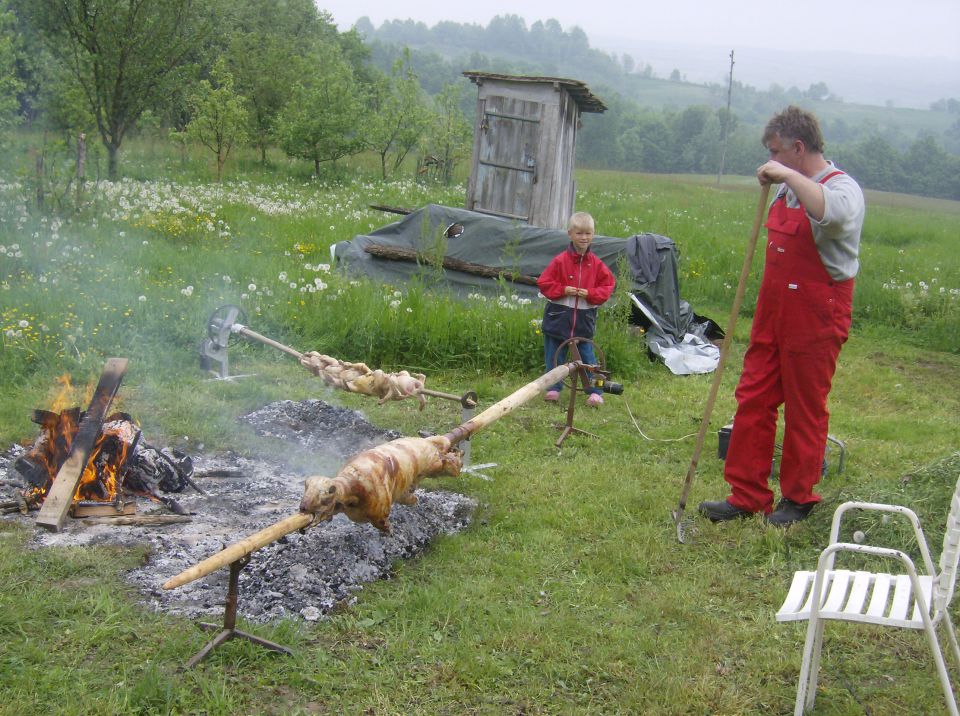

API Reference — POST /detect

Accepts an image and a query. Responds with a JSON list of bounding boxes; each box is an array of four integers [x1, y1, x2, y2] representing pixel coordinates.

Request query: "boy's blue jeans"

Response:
[[543, 334, 602, 395]]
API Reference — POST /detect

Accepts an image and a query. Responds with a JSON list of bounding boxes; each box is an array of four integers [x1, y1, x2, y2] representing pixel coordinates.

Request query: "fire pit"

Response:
[[0, 398, 476, 623]]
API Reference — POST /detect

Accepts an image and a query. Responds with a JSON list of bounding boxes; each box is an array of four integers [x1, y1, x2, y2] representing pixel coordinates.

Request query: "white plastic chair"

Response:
[[776, 475, 960, 715]]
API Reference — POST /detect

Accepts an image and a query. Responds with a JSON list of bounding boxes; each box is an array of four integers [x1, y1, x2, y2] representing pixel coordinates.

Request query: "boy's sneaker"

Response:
[[544, 390, 560, 403], [587, 393, 604, 407]]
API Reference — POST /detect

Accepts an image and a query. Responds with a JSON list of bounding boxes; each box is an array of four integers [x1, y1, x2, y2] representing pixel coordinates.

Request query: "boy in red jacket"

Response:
[[537, 212, 616, 407]]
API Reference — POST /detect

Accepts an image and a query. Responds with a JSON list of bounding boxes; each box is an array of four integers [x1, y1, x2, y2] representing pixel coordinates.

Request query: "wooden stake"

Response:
[[35, 357, 128, 532]]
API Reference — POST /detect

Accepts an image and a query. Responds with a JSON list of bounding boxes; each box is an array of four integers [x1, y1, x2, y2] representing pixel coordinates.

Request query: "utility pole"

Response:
[[716, 50, 735, 187]]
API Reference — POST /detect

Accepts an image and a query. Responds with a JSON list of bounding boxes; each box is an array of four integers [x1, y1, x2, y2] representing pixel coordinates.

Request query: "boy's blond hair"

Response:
[[568, 211, 595, 232]]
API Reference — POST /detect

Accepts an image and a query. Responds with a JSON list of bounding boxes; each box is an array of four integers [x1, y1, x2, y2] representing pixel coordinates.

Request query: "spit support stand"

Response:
[[553, 338, 602, 449], [181, 555, 294, 669]]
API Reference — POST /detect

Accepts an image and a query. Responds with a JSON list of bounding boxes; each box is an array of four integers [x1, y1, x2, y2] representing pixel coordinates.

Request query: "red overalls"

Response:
[[724, 172, 854, 513]]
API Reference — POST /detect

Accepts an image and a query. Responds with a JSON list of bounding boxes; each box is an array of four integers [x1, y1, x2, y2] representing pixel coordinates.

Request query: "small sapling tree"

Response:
[[362, 52, 431, 179], [186, 59, 249, 182], [275, 46, 365, 175]]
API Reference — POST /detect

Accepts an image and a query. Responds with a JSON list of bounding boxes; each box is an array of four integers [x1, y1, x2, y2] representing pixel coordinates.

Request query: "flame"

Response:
[[48, 374, 96, 415], [74, 426, 130, 502], [22, 409, 131, 507], [49, 374, 75, 414]]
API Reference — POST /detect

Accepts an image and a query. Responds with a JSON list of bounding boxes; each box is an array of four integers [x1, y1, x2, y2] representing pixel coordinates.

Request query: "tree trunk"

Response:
[[75, 133, 86, 209], [107, 143, 119, 181]]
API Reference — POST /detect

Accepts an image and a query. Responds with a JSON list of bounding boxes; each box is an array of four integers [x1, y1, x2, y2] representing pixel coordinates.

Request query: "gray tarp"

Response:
[[332, 204, 721, 372]]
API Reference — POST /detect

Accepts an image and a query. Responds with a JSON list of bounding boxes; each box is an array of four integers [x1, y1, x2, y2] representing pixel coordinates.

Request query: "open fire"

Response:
[[12, 369, 193, 519], [16, 408, 133, 507]]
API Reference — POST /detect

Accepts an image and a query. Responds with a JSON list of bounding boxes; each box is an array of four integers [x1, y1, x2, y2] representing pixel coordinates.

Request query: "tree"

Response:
[[0, 0, 22, 135], [805, 82, 830, 102], [421, 82, 472, 185], [27, 0, 217, 179], [222, 0, 341, 165], [834, 135, 902, 192], [186, 58, 247, 182], [275, 47, 365, 174], [362, 53, 431, 179]]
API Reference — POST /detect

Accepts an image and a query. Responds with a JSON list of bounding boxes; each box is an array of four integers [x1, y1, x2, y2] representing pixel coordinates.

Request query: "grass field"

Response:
[[0, 142, 959, 714]]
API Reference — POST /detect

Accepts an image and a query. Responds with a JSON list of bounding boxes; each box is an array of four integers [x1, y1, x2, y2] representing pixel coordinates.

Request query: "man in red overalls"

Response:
[[699, 106, 865, 526]]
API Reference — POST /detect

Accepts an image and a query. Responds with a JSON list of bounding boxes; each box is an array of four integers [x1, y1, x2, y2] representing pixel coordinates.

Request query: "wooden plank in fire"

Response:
[[35, 357, 129, 532]]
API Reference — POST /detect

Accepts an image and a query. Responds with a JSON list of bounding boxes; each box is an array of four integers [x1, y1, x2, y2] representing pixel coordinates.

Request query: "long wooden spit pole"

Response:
[[163, 513, 312, 589], [163, 362, 580, 590], [234, 325, 304, 360], [443, 362, 579, 444]]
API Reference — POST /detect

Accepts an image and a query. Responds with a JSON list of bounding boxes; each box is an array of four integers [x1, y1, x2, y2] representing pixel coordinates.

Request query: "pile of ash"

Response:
[[0, 399, 476, 623]]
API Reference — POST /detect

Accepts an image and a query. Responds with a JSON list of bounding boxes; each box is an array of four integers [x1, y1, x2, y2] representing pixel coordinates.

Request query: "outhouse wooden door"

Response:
[[473, 96, 542, 221]]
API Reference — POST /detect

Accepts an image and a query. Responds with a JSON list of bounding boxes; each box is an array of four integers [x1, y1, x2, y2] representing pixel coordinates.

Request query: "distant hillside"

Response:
[[355, 15, 960, 199], [357, 16, 960, 155], [594, 36, 960, 111]]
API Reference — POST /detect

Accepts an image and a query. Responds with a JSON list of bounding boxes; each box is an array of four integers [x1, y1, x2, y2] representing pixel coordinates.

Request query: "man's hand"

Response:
[[757, 159, 795, 186], [757, 159, 826, 221]]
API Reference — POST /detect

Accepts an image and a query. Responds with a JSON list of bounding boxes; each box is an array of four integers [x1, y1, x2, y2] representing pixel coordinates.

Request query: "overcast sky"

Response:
[[316, 0, 960, 62]]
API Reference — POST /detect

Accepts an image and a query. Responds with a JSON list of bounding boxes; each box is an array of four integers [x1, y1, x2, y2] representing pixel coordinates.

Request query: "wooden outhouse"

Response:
[[462, 72, 606, 229]]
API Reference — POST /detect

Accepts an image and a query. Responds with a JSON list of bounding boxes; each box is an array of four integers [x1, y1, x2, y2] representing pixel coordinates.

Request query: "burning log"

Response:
[[13, 367, 198, 526], [36, 357, 128, 532], [163, 361, 580, 590], [13, 408, 82, 492], [363, 243, 539, 286]]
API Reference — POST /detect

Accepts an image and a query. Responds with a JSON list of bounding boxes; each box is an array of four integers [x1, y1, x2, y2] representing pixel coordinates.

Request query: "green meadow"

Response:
[[1, 142, 959, 714]]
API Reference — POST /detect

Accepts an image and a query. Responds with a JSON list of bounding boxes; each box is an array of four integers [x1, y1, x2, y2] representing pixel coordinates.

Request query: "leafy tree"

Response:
[[0, 0, 22, 135], [805, 82, 830, 102], [275, 47, 365, 174], [186, 58, 247, 182], [622, 114, 674, 172], [421, 82, 472, 185], [486, 14, 527, 54], [901, 134, 957, 199], [833, 135, 902, 192], [223, 0, 339, 164], [363, 53, 431, 179], [26, 0, 217, 179]]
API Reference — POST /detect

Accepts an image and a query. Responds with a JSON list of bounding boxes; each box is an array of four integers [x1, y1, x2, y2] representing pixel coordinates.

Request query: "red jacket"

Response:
[[537, 245, 616, 339], [537, 244, 616, 305]]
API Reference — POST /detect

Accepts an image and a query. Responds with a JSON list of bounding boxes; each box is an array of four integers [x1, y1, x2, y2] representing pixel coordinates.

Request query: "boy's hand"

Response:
[[564, 286, 588, 298]]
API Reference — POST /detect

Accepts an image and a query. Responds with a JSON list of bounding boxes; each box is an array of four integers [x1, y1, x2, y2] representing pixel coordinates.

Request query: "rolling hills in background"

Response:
[[594, 35, 960, 110]]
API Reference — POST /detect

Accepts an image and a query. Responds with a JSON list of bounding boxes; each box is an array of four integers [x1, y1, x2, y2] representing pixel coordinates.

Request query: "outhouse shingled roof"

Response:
[[462, 71, 607, 113]]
